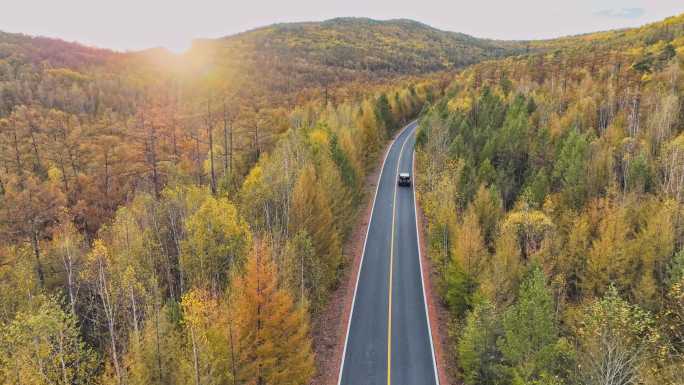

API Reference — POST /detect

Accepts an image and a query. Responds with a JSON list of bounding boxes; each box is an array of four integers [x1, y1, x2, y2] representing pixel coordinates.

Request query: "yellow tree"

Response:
[[124, 303, 183, 385], [452, 209, 488, 278], [0, 296, 97, 385], [481, 229, 523, 307], [501, 205, 554, 260], [469, 184, 504, 249], [232, 241, 315, 385], [446, 209, 488, 317], [583, 204, 634, 298], [84, 240, 123, 384], [632, 200, 676, 305], [356, 100, 383, 164], [576, 287, 658, 385], [182, 195, 252, 294], [422, 161, 461, 280], [50, 220, 87, 318], [661, 134, 684, 202], [290, 164, 341, 292], [558, 213, 592, 300], [180, 288, 231, 385]]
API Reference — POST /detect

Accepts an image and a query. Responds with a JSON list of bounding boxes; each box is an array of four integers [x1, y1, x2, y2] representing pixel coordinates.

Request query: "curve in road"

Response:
[[338, 121, 438, 385]]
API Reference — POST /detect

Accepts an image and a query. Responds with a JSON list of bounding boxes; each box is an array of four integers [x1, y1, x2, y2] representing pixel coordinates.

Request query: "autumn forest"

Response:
[[0, 12, 683, 385]]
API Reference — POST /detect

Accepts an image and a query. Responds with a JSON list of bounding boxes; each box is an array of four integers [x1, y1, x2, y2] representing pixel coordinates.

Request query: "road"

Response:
[[338, 121, 438, 385]]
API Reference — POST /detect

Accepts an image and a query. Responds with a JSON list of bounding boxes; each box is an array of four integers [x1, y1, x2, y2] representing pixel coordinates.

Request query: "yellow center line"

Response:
[[388, 130, 411, 385]]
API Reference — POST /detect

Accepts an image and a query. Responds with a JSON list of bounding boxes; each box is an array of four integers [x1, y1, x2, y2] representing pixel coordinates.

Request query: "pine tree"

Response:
[[374, 93, 395, 135], [583, 205, 632, 297], [232, 241, 315, 385], [480, 229, 522, 307], [452, 209, 489, 278], [469, 184, 504, 249], [290, 164, 342, 292], [458, 300, 503, 385], [553, 129, 589, 209], [498, 265, 570, 383]]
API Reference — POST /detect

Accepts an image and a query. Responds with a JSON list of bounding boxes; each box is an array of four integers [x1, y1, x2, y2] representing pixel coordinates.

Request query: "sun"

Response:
[[166, 38, 193, 54]]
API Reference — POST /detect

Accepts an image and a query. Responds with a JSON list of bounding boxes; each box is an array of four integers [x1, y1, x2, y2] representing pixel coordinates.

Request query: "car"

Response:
[[398, 172, 411, 187]]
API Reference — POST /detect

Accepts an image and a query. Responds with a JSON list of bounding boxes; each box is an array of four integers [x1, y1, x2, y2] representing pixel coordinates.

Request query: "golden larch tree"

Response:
[[232, 241, 315, 385]]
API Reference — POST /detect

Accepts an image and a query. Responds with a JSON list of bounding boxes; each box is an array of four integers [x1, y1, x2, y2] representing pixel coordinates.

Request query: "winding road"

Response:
[[338, 121, 439, 385]]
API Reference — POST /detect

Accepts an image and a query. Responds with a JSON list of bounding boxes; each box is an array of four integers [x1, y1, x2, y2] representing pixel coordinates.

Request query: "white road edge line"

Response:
[[337, 120, 416, 385], [412, 143, 441, 385]]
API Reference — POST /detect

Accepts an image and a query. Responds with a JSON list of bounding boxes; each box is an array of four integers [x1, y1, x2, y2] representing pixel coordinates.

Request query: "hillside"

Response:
[[191, 17, 526, 77], [0, 31, 115, 68], [177, 17, 528, 107], [0, 17, 452, 385], [0, 17, 523, 213], [529, 13, 684, 51], [416, 12, 684, 385]]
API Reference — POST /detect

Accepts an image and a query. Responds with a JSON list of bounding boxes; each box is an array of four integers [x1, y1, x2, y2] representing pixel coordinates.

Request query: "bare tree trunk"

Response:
[[96, 256, 122, 384], [301, 250, 305, 303], [59, 329, 69, 385], [222, 99, 230, 179], [191, 327, 201, 385], [207, 98, 217, 195], [150, 125, 160, 199], [253, 110, 261, 163], [10, 118, 23, 176], [130, 287, 139, 335], [31, 226, 45, 287], [101, 149, 110, 201], [256, 248, 263, 385], [172, 96, 179, 164], [28, 121, 43, 172], [141, 109, 161, 199], [62, 243, 78, 317], [629, 87, 641, 137], [226, 290, 238, 385], [154, 298, 163, 383], [194, 133, 203, 187], [62, 117, 80, 176]]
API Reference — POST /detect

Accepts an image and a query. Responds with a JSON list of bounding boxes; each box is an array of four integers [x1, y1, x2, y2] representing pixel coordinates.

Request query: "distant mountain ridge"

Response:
[[2, 14, 683, 106], [194, 17, 528, 75]]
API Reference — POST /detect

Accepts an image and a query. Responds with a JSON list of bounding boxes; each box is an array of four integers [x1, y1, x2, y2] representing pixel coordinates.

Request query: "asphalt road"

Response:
[[338, 121, 438, 385]]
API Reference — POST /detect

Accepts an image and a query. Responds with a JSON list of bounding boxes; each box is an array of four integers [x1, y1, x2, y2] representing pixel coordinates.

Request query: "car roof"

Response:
[[399, 173, 410, 177]]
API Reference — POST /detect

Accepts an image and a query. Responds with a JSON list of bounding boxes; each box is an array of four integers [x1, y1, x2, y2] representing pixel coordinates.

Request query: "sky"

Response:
[[2, 0, 684, 53]]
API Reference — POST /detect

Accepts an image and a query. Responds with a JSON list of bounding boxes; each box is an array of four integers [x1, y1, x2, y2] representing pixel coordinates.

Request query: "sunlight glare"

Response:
[[166, 38, 193, 54]]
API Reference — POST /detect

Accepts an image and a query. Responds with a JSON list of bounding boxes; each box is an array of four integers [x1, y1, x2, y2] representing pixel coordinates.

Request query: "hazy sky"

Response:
[[2, 0, 684, 53]]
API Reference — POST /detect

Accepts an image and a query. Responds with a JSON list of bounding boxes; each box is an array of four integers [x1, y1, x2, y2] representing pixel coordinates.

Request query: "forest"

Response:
[[0, 19, 454, 384], [2, 10, 684, 385], [416, 13, 684, 385]]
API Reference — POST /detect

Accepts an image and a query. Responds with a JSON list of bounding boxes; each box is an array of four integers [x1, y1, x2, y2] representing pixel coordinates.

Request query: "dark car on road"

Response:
[[398, 172, 411, 187]]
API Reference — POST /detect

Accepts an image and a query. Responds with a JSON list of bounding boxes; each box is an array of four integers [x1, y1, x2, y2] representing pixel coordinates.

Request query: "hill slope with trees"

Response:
[[192, 17, 526, 81], [0, 18, 452, 385], [416, 12, 684, 385], [2, 12, 684, 385]]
